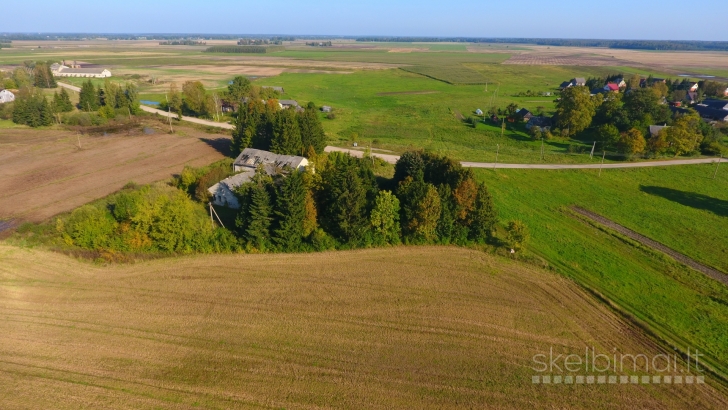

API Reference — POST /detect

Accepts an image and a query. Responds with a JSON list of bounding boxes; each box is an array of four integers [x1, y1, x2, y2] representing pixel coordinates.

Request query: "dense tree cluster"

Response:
[[231, 99, 327, 156], [557, 84, 720, 157], [12, 88, 54, 127], [59, 184, 237, 254], [78, 79, 140, 117], [33, 63, 57, 88], [232, 151, 498, 253]]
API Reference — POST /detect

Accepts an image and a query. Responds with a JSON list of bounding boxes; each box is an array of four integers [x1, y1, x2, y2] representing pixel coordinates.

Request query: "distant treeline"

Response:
[[0, 34, 303, 41], [356, 37, 728, 52], [205, 45, 284, 54], [159, 40, 206, 46], [306, 41, 332, 47]]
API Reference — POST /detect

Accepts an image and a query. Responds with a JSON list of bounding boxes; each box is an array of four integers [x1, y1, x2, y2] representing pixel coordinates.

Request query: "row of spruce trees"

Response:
[[78, 79, 141, 116], [232, 150, 497, 252], [12, 87, 74, 127], [231, 100, 328, 157]]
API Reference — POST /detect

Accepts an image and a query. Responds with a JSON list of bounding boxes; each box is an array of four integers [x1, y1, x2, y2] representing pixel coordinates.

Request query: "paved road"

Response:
[[58, 82, 235, 130], [325, 147, 727, 169], [60, 82, 725, 170]]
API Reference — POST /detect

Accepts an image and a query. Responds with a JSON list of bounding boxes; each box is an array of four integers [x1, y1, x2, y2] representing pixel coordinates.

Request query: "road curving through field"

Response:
[[58, 83, 726, 170], [325, 146, 728, 169]]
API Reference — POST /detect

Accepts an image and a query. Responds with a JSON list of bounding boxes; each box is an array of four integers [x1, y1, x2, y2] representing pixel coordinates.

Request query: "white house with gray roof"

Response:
[[208, 148, 309, 209]]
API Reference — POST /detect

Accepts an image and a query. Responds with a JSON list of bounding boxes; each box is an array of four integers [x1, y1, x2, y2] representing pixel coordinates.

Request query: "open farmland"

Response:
[[1, 245, 727, 409], [0, 125, 227, 223]]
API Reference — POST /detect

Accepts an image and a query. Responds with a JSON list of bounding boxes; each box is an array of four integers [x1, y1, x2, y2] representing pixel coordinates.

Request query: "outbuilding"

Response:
[[209, 148, 310, 209]]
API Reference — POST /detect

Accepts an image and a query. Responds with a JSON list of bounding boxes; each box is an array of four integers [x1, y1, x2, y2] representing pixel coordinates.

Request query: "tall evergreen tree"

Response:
[[232, 100, 263, 155], [320, 157, 370, 244], [270, 108, 302, 155], [52, 88, 74, 112], [39, 97, 54, 126], [78, 80, 99, 111], [468, 183, 498, 242], [298, 106, 327, 154], [272, 171, 307, 251], [244, 177, 273, 252], [33, 63, 57, 89]]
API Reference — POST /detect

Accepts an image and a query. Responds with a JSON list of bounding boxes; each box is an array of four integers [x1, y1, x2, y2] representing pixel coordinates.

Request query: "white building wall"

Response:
[[208, 183, 241, 209]]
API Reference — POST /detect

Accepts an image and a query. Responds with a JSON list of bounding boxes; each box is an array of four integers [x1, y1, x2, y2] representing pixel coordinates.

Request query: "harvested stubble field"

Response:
[[1, 245, 726, 409], [0, 125, 227, 223]]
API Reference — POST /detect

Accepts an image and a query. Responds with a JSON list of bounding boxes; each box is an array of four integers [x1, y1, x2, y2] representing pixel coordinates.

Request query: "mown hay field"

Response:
[[1, 245, 726, 409], [0, 125, 227, 223]]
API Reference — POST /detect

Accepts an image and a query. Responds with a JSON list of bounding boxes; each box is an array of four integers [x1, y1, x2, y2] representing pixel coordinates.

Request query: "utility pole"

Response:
[[494, 144, 500, 170], [500, 118, 505, 139], [540, 138, 545, 161], [714, 154, 723, 180], [165, 95, 173, 133], [590, 141, 596, 159], [209, 203, 225, 228], [598, 151, 606, 177]]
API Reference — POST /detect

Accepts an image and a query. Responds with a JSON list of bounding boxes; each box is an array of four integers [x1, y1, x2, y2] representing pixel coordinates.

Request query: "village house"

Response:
[[613, 78, 627, 88], [321, 105, 332, 113], [516, 108, 533, 121], [559, 78, 586, 90], [208, 148, 310, 209], [525, 116, 552, 132], [694, 104, 728, 122], [278, 99, 299, 109], [701, 99, 728, 111], [688, 82, 699, 92], [0, 89, 15, 104], [559, 81, 573, 90], [604, 83, 620, 93]]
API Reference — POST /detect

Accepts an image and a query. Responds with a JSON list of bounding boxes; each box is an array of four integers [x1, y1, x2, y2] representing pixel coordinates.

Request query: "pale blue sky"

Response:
[[3, 0, 726, 41]]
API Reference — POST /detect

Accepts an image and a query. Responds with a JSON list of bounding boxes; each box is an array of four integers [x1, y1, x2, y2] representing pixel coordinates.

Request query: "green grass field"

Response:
[[477, 164, 728, 378]]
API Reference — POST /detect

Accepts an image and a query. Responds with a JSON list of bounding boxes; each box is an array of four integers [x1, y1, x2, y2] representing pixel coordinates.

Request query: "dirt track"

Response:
[[572, 206, 728, 286]]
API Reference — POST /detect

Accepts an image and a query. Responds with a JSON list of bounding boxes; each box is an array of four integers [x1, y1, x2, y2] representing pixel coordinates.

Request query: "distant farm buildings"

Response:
[[51, 62, 112, 78], [208, 148, 309, 209], [0, 89, 15, 104], [278, 99, 301, 110]]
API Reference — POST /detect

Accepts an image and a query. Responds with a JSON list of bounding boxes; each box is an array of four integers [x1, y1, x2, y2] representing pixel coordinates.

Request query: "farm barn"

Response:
[[51, 63, 112, 78], [208, 148, 309, 209]]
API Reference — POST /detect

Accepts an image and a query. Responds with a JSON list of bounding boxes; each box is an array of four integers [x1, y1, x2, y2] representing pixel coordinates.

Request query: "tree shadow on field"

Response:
[[640, 185, 728, 217], [199, 138, 232, 157]]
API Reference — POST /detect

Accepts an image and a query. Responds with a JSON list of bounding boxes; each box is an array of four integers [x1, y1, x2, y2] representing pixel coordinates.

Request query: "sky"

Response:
[[2, 0, 727, 41]]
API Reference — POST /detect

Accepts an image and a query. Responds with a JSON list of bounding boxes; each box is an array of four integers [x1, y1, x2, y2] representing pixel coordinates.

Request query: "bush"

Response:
[[505, 220, 529, 251], [64, 205, 117, 250]]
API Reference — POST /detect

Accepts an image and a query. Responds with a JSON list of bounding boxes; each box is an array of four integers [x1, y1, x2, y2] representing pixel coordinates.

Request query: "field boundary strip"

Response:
[[570, 206, 728, 286]]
